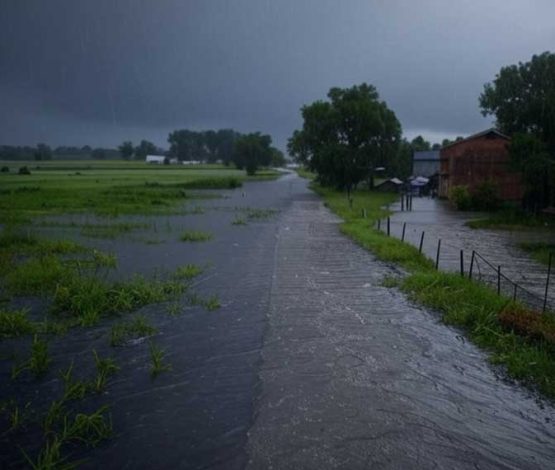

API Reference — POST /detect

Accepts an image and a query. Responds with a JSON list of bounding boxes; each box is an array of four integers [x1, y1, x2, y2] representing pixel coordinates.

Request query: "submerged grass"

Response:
[[149, 341, 172, 378], [518, 242, 555, 266], [315, 182, 555, 400], [110, 315, 157, 346], [0, 309, 37, 338], [180, 230, 212, 242], [466, 208, 554, 230]]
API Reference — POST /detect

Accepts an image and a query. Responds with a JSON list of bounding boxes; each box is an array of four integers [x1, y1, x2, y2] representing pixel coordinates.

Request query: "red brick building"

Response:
[[439, 128, 524, 201]]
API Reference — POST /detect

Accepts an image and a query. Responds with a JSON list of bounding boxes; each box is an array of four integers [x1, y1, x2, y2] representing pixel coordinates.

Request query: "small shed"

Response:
[[146, 155, 166, 164], [375, 177, 403, 193]]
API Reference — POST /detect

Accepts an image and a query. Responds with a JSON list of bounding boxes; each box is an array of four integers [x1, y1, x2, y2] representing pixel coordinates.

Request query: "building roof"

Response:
[[413, 150, 440, 161], [442, 128, 509, 150]]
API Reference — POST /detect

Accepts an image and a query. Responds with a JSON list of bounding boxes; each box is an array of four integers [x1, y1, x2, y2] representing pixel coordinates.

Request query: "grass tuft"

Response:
[[149, 341, 172, 378], [110, 315, 157, 346], [180, 230, 212, 242]]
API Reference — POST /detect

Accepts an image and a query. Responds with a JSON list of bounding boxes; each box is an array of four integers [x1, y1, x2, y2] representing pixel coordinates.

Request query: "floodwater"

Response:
[[383, 198, 555, 312], [2, 174, 555, 469]]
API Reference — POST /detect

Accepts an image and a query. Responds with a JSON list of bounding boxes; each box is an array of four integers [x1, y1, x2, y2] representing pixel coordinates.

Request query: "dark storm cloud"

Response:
[[1, 0, 554, 149]]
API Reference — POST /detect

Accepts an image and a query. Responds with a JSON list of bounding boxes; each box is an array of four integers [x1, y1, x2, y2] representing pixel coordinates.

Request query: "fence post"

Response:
[[497, 265, 501, 296], [364, 208, 367, 219], [435, 239, 441, 270], [419, 231, 425, 254], [377, 219, 381, 230], [513, 283, 517, 302], [460, 250, 464, 277], [543, 252, 552, 313], [469, 251, 475, 279], [401, 196, 404, 211], [401, 222, 406, 242], [387, 217, 390, 236]]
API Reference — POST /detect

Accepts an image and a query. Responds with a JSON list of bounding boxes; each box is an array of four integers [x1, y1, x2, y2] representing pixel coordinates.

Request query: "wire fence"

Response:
[[375, 216, 554, 314]]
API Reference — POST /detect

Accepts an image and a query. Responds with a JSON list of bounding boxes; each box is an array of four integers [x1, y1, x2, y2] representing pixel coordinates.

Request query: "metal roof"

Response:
[[413, 150, 440, 161], [441, 128, 509, 150]]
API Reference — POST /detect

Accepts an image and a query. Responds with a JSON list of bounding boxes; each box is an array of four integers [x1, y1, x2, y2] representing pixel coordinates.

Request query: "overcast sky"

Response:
[[1, 0, 554, 152]]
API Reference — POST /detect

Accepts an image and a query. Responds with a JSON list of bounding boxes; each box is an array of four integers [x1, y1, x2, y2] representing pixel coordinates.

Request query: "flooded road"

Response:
[[246, 177, 555, 469], [3, 174, 555, 468]]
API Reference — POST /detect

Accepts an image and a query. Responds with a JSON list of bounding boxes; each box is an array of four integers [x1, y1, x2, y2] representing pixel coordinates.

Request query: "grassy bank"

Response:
[[519, 242, 555, 266], [467, 208, 554, 230], [314, 183, 555, 400]]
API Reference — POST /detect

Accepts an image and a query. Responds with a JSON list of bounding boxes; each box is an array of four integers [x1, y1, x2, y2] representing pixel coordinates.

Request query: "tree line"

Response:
[[119, 129, 286, 174], [0, 145, 121, 161]]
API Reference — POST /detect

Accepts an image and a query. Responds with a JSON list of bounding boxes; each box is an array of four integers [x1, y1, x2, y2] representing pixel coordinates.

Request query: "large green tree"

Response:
[[288, 83, 401, 196], [233, 133, 272, 175], [480, 51, 555, 208]]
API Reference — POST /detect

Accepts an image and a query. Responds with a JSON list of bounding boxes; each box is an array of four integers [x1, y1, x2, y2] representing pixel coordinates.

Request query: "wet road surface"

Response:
[[246, 176, 555, 469]]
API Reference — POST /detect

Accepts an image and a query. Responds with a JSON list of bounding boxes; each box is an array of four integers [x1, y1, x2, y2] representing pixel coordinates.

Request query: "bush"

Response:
[[472, 180, 500, 211], [448, 185, 472, 210], [1, 166, 9, 173], [18, 166, 31, 175]]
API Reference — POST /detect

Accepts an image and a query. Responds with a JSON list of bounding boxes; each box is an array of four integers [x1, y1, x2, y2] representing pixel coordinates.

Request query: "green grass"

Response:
[[12, 335, 51, 379], [0, 309, 37, 338], [202, 295, 221, 311], [149, 341, 172, 378], [0, 161, 277, 219], [91, 350, 119, 393], [519, 242, 555, 266], [110, 315, 158, 346], [295, 167, 316, 180], [315, 182, 555, 400], [173, 264, 204, 280], [80, 222, 150, 239], [180, 230, 212, 242], [467, 208, 554, 230]]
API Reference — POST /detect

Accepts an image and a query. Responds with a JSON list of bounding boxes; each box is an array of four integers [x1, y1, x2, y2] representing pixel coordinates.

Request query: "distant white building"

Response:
[[182, 160, 201, 165], [146, 155, 166, 164]]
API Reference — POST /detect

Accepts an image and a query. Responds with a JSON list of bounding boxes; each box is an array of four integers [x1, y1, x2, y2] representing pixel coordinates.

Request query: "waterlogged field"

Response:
[[0, 160, 280, 221], [0, 161, 282, 467]]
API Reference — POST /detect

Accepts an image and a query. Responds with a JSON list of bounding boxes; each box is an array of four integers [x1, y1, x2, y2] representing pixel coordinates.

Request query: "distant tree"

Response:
[[34, 143, 52, 161], [233, 133, 273, 175], [134, 140, 157, 160], [118, 141, 134, 160], [91, 148, 106, 160], [288, 83, 401, 197], [168, 130, 197, 161], [388, 138, 412, 178], [431, 143, 441, 150], [203, 130, 219, 163], [270, 147, 287, 167], [216, 129, 240, 165], [480, 51, 555, 208], [410, 135, 431, 152]]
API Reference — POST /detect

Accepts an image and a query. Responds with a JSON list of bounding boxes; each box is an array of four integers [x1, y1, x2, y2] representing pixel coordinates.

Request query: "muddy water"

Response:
[[246, 185, 555, 469], [3, 175, 555, 468], [384, 198, 555, 311]]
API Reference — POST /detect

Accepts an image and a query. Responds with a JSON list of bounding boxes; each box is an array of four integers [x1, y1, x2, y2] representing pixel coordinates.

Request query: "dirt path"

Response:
[[246, 177, 555, 469]]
